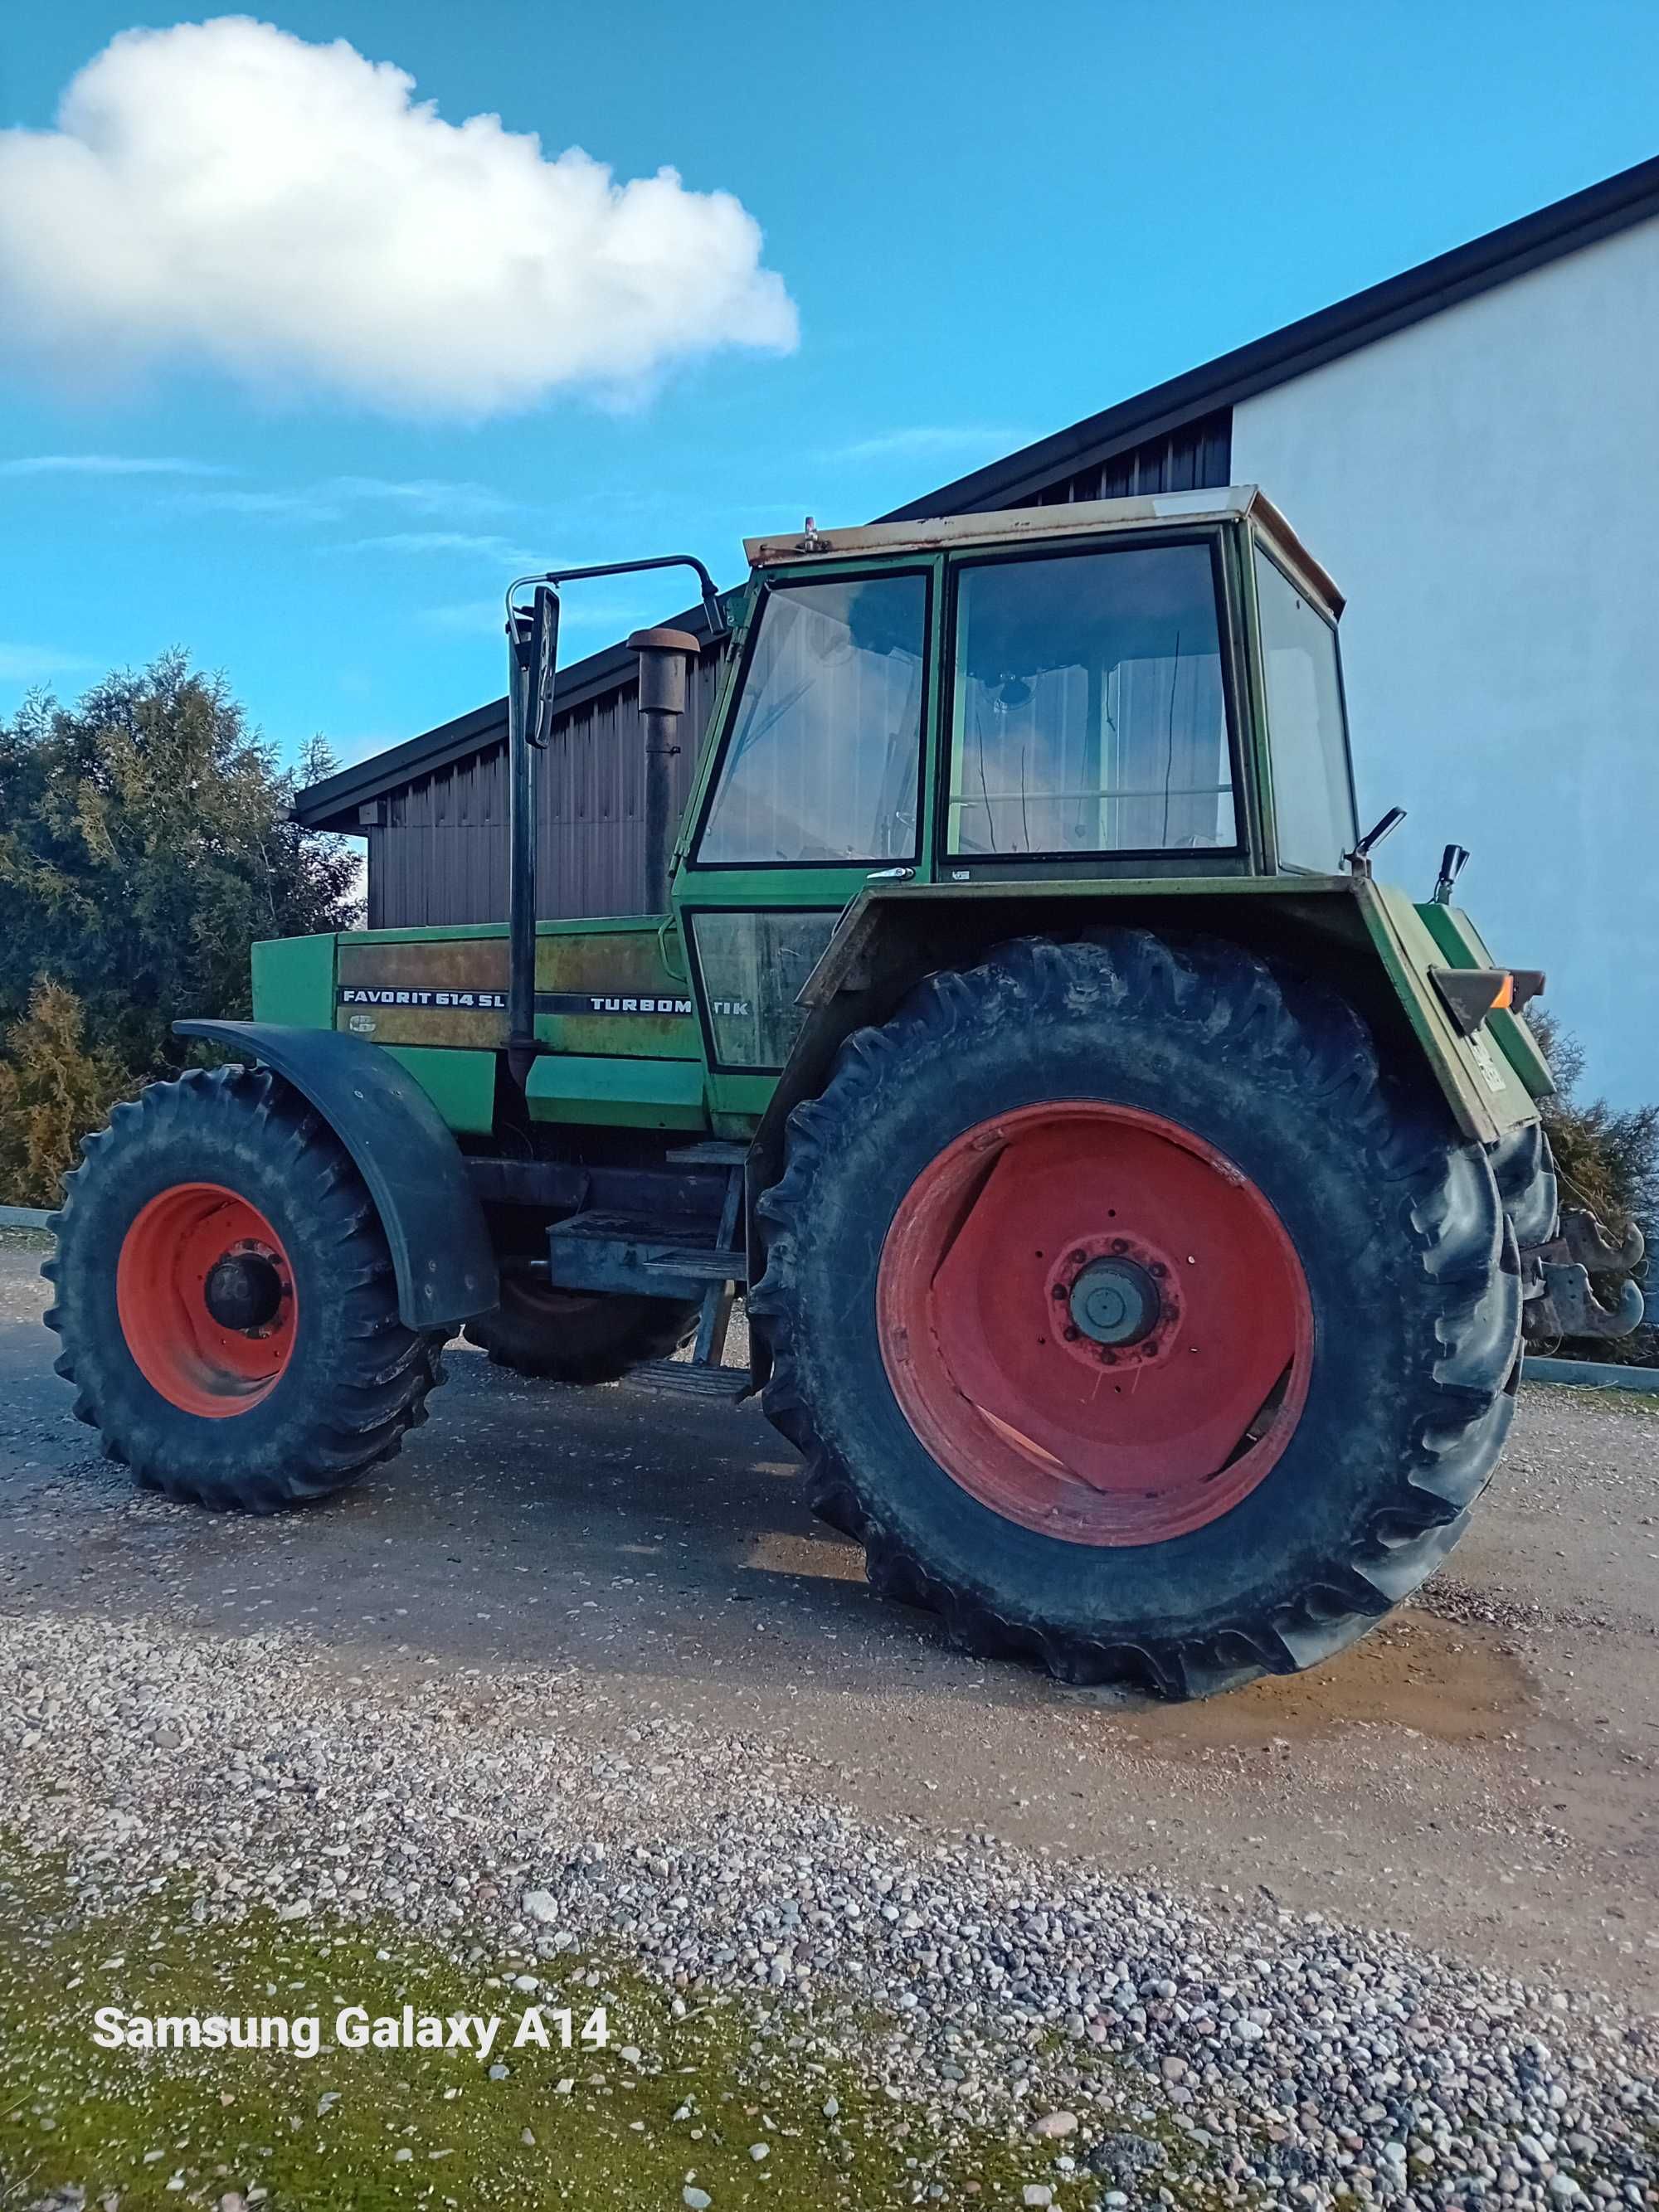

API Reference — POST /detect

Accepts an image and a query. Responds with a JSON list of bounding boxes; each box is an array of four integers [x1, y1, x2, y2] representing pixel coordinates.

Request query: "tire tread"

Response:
[[750, 928, 1520, 1697], [41, 1065, 446, 1511]]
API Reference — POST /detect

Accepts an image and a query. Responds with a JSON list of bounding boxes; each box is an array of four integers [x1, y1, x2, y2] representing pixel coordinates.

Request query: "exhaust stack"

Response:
[[628, 626, 699, 916]]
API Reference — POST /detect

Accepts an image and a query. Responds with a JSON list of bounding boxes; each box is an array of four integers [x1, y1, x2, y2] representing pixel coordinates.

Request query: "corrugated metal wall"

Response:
[[1029, 407, 1233, 504], [366, 646, 724, 926], [366, 413, 1233, 927]]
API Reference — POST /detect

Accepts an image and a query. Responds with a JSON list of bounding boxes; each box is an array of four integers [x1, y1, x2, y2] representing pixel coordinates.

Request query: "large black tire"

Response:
[[750, 930, 1522, 1699], [1491, 1117, 1559, 1251], [463, 1279, 699, 1383], [42, 1065, 445, 1511]]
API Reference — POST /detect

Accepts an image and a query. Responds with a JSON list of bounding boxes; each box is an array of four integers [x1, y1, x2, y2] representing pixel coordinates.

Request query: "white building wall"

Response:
[[1230, 217, 1659, 1107]]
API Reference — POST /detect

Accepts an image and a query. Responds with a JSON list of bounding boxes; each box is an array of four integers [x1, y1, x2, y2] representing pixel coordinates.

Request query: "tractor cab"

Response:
[[697, 487, 1352, 880], [664, 488, 1360, 1082]]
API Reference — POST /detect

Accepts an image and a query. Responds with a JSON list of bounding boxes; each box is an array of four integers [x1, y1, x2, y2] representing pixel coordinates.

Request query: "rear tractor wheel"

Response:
[[750, 929, 1521, 1699], [43, 1065, 445, 1511], [463, 1276, 699, 1383]]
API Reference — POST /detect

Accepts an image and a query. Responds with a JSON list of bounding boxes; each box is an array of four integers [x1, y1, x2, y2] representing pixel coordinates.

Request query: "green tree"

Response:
[[0, 981, 135, 1208], [0, 654, 360, 1195], [1532, 1013, 1657, 1364]]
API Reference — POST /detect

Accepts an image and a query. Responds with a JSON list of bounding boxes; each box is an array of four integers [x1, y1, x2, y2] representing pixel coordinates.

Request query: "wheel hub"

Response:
[[116, 1184, 298, 1418], [1044, 1231, 1180, 1372], [1066, 1256, 1160, 1345], [203, 1248, 285, 1333]]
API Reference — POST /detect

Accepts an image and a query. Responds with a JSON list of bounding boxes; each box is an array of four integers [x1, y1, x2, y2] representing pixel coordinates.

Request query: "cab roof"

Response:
[[744, 484, 1344, 620]]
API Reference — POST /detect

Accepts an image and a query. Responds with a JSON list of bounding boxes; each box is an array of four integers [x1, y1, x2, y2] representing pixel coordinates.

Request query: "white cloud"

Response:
[[328, 476, 512, 516], [170, 475, 516, 526], [0, 643, 94, 683], [341, 530, 538, 563], [834, 426, 1029, 464], [0, 453, 231, 477], [0, 17, 798, 418], [183, 487, 345, 521]]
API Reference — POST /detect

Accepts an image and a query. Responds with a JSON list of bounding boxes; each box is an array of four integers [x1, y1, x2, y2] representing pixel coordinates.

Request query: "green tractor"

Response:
[[43, 489, 1642, 1698]]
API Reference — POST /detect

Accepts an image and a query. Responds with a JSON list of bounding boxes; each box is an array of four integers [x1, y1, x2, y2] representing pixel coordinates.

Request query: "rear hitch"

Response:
[[1555, 1208, 1647, 1275], [1521, 1207, 1647, 1342]]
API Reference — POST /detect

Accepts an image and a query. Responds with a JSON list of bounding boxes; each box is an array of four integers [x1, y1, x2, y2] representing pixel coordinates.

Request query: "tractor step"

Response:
[[547, 1208, 748, 1304], [630, 1358, 750, 1401]]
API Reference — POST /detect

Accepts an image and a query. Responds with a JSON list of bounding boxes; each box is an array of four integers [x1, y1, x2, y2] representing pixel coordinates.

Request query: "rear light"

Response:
[[1429, 966, 1545, 1037]]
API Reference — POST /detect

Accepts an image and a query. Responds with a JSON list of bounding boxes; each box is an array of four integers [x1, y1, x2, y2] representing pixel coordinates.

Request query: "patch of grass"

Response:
[[1523, 1378, 1659, 1418], [0, 1227, 51, 1254], [0, 1837, 1151, 2211]]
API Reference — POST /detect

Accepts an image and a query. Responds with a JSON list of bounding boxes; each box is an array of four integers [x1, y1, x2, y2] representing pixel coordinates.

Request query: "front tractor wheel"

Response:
[[750, 930, 1521, 1699], [43, 1065, 446, 1510]]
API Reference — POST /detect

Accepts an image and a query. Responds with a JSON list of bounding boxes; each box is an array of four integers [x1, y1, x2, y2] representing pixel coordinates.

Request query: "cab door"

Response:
[[673, 556, 943, 1122]]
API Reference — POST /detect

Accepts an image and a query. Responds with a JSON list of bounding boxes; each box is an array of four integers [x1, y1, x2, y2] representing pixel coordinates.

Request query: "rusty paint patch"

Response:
[[334, 928, 701, 1057]]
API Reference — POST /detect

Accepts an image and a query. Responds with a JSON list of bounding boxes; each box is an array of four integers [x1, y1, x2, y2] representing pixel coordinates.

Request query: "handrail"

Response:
[[503, 556, 724, 1091]]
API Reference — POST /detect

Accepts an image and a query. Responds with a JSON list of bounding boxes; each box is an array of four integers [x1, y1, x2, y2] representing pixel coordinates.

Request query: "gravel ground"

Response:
[[0, 1232, 1654, 2207], [1, 1605, 1655, 2211]]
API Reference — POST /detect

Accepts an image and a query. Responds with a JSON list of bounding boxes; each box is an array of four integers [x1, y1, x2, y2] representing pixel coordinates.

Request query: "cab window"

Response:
[[695, 571, 927, 865], [945, 542, 1236, 858], [1254, 545, 1357, 873]]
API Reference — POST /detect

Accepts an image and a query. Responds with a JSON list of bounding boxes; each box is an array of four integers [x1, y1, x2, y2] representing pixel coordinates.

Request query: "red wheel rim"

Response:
[[116, 1183, 297, 1418], [875, 1103, 1313, 1545]]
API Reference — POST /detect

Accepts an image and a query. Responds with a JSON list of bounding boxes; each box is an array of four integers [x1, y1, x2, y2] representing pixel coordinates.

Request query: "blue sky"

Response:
[[2, 2, 1657, 781]]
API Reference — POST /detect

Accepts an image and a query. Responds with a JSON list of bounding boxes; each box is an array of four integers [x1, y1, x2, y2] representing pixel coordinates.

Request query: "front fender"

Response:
[[174, 1021, 497, 1331]]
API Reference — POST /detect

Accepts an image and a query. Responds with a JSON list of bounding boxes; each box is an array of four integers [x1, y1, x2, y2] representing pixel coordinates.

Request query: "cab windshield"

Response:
[[946, 540, 1237, 858]]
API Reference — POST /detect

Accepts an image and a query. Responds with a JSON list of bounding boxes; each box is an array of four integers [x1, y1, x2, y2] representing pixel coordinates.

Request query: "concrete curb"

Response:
[[1523, 1354, 1659, 1393], [0, 1205, 52, 1230]]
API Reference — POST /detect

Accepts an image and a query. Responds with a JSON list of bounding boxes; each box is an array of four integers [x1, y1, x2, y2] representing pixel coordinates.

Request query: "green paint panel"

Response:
[[1366, 884, 1536, 1140], [677, 869, 878, 909], [335, 917, 667, 944], [1416, 902, 1557, 1101], [385, 1046, 497, 1135], [251, 933, 335, 1026], [526, 1053, 708, 1131], [708, 1072, 775, 1130]]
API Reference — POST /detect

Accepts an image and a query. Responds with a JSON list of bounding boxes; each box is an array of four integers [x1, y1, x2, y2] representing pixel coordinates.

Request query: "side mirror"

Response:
[[528, 584, 559, 751], [1344, 805, 1406, 878], [1432, 843, 1471, 904]]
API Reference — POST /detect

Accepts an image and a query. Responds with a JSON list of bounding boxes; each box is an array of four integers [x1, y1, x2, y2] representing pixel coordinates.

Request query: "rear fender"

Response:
[[174, 1020, 498, 1330]]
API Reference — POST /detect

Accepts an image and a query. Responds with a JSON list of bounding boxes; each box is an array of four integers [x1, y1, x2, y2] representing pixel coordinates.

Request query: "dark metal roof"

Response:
[[295, 148, 1659, 834]]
